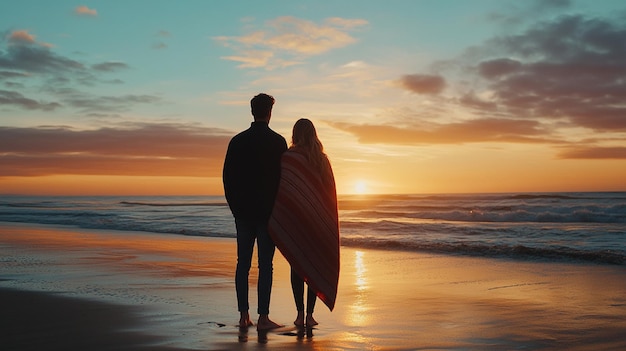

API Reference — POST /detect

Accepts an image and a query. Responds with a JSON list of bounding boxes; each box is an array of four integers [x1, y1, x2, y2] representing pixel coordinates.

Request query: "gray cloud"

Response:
[[0, 89, 61, 110], [395, 13, 626, 132], [3, 81, 24, 88], [0, 30, 156, 114], [0, 70, 29, 79], [475, 14, 626, 131], [486, 0, 573, 26], [0, 43, 84, 73], [152, 30, 170, 49], [399, 74, 446, 95], [346, 11, 625, 159], [91, 62, 129, 72], [477, 58, 522, 79], [533, 0, 572, 11], [152, 42, 167, 50]]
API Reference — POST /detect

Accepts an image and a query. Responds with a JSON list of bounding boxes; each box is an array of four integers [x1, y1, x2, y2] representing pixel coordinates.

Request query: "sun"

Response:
[[354, 180, 368, 194]]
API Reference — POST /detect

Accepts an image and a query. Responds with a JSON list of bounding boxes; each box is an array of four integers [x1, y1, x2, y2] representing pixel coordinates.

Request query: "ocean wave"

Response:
[[2, 193, 624, 266], [506, 193, 626, 201], [340, 237, 626, 265], [119, 201, 228, 207], [341, 192, 625, 201], [345, 205, 626, 223], [5, 202, 74, 209]]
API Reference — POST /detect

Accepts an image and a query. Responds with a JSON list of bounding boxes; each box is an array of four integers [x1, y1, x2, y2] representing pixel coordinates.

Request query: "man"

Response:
[[223, 93, 287, 330]]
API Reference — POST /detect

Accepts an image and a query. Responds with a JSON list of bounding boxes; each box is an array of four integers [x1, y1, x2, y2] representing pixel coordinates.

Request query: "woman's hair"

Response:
[[291, 118, 330, 177]]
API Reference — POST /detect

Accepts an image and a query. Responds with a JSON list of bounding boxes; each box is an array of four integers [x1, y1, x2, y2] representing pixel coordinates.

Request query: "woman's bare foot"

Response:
[[294, 311, 305, 327], [257, 315, 283, 331], [306, 314, 318, 327], [238, 312, 254, 328]]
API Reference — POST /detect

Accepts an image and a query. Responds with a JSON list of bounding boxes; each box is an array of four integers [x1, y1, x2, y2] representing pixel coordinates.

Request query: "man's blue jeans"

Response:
[[235, 218, 276, 315]]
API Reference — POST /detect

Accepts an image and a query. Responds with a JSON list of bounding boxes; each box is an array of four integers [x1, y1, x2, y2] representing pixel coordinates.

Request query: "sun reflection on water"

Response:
[[355, 250, 368, 291], [348, 250, 370, 326]]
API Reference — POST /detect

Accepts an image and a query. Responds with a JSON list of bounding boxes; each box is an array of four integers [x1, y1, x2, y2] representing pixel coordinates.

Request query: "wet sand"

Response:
[[1, 222, 626, 350]]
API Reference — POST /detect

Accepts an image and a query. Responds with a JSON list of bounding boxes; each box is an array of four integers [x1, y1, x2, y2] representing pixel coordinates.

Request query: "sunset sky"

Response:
[[1, 0, 625, 195]]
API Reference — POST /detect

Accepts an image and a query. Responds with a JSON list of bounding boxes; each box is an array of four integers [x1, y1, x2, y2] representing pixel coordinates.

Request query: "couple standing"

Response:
[[222, 93, 340, 331]]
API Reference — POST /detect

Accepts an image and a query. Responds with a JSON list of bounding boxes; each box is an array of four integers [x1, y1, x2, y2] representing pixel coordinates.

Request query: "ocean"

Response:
[[1, 192, 625, 265]]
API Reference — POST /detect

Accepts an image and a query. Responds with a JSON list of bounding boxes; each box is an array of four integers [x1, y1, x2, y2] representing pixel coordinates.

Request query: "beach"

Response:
[[2, 221, 626, 350]]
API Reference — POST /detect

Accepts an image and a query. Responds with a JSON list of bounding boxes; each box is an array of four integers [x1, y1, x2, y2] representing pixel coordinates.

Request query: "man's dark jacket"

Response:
[[223, 121, 288, 223]]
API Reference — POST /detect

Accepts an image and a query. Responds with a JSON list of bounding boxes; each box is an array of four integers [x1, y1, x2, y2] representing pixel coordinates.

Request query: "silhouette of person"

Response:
[[223, 93, 287, 330], [271, 118, 339, 328]]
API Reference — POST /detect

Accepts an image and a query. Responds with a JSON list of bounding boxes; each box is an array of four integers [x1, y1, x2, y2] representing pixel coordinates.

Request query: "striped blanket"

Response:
[[268, 149, 340, 311]]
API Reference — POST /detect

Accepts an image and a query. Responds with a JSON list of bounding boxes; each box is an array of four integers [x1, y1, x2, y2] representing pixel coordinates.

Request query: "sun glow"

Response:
[[354, 180, 368, 194]]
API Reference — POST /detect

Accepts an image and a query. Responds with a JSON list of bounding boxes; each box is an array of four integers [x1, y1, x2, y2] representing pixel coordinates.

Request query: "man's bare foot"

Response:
[[306, 314, 318, 327], [294, 311, 305, 327], [238, 312, 254, 328], [257, 315, 282, 331]]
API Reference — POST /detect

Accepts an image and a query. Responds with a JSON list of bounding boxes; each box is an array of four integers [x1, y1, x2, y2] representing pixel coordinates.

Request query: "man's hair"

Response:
[[251, 93, 275, 121]]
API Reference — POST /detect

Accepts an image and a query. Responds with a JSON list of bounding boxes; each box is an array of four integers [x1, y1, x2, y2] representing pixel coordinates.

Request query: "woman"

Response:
[[268, 118, 340, 328]]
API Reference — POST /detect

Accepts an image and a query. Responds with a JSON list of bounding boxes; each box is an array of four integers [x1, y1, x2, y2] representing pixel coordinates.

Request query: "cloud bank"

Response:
[[0, 124, 231, 177], [334, 12, 626, 159], [466, 14, 626, 131], [0, 29, 160, 114]]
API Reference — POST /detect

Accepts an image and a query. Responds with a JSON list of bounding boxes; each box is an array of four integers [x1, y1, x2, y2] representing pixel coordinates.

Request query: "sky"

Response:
[[1, 0, 625, 196]]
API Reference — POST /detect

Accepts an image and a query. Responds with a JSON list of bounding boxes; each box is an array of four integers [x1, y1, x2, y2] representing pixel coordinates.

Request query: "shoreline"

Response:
[[4, 219, 624, 267], [2, 222, 626, 350]]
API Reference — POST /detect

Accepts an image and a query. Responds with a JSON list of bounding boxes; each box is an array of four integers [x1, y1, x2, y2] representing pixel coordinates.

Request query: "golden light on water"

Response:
[[354, 250, 368, 291], [348, 250, 370, 326]]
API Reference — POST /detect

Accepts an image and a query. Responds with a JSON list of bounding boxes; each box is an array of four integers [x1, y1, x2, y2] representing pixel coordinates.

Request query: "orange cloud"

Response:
[[265, 16, 359, 55], [6, 29, 53, 48], [220, 50, 278, 69], [7, 30, 36, 44], [0, 175, 223, 196], [215, 16, 367, 69], [557, 146, 626, 159], [75, 5, 97, 16], [0, 124, 231, 177], [328, 118, 555, 145]]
